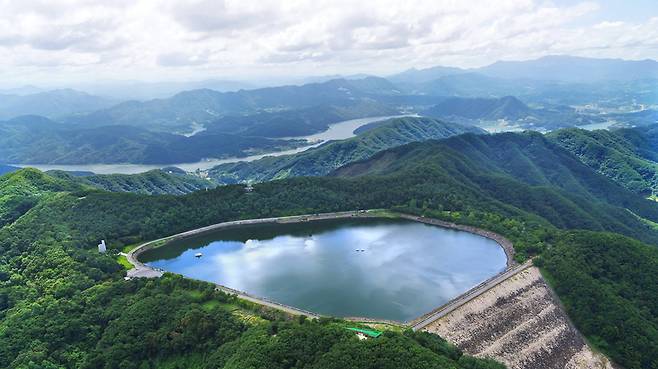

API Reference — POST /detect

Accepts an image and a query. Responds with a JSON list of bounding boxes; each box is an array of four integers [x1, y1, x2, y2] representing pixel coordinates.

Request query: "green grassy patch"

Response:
[[145, 239, 170, 250], [626, 208, 658, 231], [121, 243, 141, 253], [359, 322, 405, 333], [116, 254, 133, 270], [333, 320, 405, 334], [200, 298, 267, 325], [201, 300, 222, 311], [184, 289, 205, 302], [231, 309, 267, 325], [367, 209, 400, 218]]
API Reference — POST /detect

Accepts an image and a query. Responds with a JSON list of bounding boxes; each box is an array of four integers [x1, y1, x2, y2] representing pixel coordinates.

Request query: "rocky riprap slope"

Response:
[[423, 267, 614, 369]]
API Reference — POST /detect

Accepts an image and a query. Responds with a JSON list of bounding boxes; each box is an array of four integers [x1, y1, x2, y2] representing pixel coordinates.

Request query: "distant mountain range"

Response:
[[388, 66, 464, 84], [477, 55, 658, 82], [65, 77, 402, 132], [0, 55, 655, 168], [70, 79, 257, 100], [47, 168, 215, 195], [391, 55, 658, 84], [0, 89, 116, 120], [422, 96, 604, 130], [0, 115, 304, 164], [202, 101, 398, 138], [208, 116, 483, 184]]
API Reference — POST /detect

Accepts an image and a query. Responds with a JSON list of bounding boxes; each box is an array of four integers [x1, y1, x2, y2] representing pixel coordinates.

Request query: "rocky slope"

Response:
[[422, 267, 614, 369]]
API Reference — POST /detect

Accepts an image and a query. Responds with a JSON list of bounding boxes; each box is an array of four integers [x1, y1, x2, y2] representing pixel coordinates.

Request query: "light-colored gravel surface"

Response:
[[422, 267, 615, 369]]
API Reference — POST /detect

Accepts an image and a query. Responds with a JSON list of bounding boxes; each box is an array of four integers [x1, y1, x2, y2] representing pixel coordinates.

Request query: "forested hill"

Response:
[[201, 101, 398, 138], [423, 96, 531, 121], [47, 169, 216, 195], [332, 131, 658, 244], [3, 126, 658, 369], [2, 149, 658, 367], [547, 125, 658, 196], [0, 168, 86, 228], [0, 169, 508, 369], [539, 231, 658, 369], [208, 116, 484, 184], [420, 95, 603, 131], [0, 115, 307, 165], [66, 77, 401, 132]]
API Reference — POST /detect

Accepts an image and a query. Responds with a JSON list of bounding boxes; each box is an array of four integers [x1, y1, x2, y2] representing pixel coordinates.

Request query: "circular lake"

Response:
[[139, 218, 507, 322]]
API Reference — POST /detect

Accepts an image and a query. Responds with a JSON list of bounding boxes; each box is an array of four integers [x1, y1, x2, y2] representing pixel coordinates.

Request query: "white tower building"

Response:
[[98, 240, 107, 253]]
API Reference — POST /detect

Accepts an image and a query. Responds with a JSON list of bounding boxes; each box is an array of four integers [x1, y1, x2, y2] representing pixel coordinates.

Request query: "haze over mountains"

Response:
[[390, 55, 658, 84], [0, 89, 116, 120], [208, 116, 483, 184], [4, 0, 658, 368], [0, 55, 656, 171]]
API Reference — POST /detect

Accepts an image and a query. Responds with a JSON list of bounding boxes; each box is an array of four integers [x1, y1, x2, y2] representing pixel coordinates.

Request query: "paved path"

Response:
[[213, 285, 321, 318], [410, 260, 534, 331], [125, 252, 164, 278]]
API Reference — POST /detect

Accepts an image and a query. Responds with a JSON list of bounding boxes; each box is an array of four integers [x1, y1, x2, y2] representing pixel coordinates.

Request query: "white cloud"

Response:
[[157, 51, 211, 66], [0, 0, 655, 85]]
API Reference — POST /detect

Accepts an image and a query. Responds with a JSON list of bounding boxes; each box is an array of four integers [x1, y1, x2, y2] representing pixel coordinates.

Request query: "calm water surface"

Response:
[[14, 115, 406, 174], [140, 218, 506, 322]]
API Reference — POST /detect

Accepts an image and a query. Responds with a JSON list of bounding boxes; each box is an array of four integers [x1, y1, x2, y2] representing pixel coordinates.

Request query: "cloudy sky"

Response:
[[0, 0, 657, 86]]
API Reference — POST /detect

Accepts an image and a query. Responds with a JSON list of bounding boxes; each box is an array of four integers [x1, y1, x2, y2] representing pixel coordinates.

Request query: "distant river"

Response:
[[140, 218, 507, 322], [13, 115, 406, 175]]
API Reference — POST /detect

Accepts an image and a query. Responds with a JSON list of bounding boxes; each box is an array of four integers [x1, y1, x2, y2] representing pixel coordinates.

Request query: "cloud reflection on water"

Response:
[[150, 221, 506, 321]]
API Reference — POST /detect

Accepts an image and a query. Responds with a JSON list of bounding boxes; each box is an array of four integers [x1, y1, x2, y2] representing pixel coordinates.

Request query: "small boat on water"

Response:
[[195, 252, 203, 258]]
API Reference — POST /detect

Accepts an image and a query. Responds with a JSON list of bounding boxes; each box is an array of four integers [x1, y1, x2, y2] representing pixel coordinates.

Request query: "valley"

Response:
[[1, 52, 658, 369], [11, 115, 405, 173], [1, 58, 656, 174]]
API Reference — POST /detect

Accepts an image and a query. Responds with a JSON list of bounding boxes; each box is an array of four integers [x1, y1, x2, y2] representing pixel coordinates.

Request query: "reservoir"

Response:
[[139, 218, 507, 322], [13, 115, 407, 175]]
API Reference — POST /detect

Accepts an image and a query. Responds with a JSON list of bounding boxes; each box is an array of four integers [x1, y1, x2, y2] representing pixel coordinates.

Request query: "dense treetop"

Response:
[[2, 126, 658, 368]]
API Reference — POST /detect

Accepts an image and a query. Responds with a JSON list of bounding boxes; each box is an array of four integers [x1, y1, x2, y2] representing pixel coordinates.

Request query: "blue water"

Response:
[[141, 218, 507, 322]]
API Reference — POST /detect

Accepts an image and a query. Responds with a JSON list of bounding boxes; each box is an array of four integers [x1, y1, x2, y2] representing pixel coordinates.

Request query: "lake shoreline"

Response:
[[126, 209, 515, 324], [13, 115, 407, 175]]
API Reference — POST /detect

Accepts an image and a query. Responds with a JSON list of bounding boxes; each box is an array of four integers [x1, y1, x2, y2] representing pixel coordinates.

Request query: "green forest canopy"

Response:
[[2, 125, 658, 368]]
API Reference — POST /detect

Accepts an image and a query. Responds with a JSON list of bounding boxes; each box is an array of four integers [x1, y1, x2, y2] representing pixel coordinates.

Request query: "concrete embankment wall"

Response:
[[421, 266, 615, 369]]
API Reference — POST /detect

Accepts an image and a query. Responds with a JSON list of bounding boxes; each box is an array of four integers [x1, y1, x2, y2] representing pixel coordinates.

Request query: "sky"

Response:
[[0, 0, 657, 87]]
